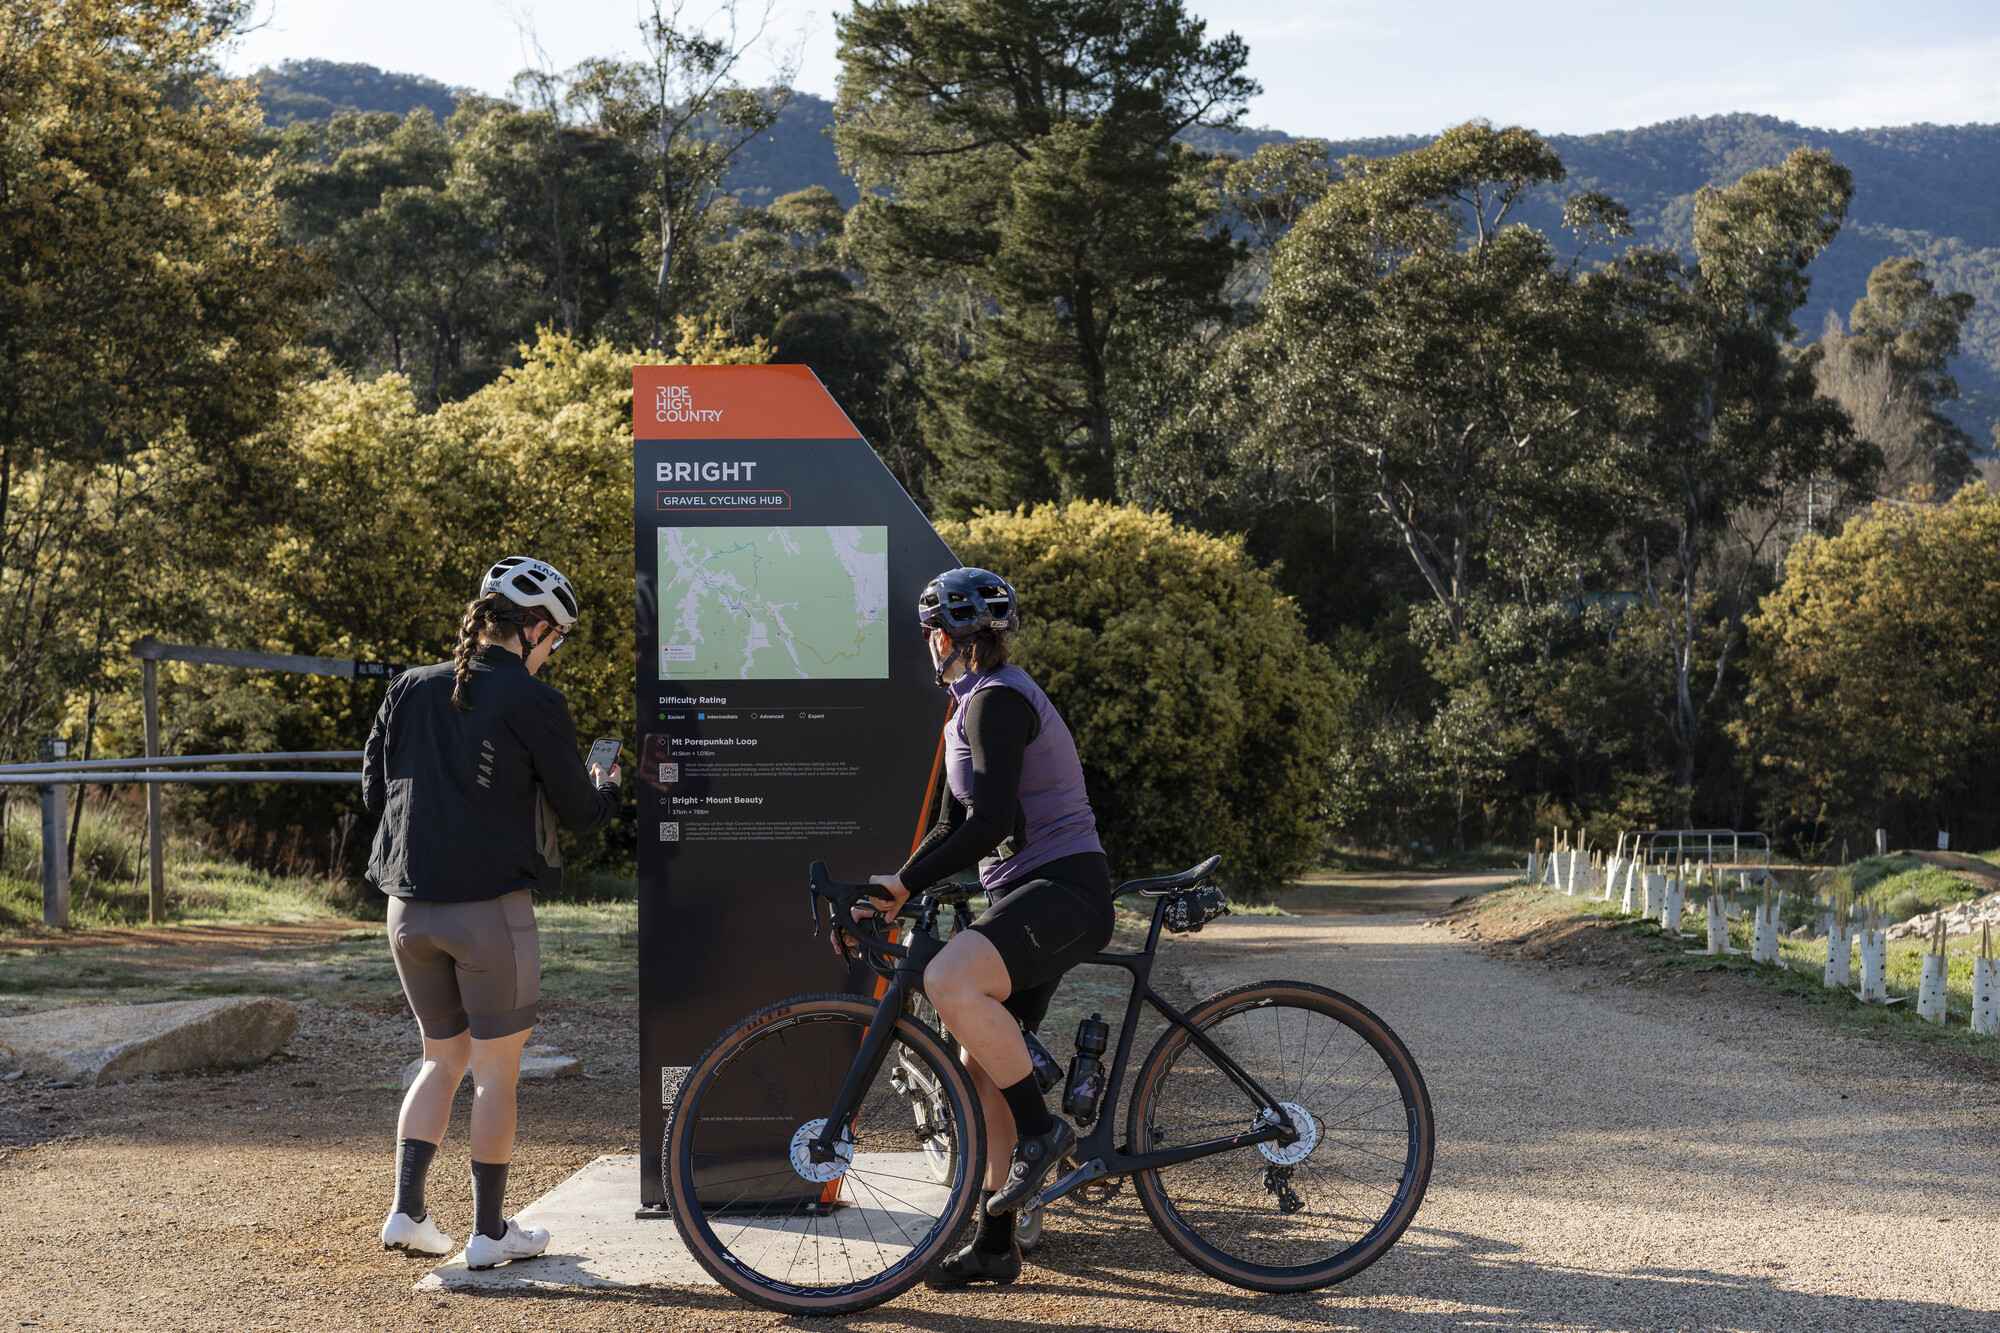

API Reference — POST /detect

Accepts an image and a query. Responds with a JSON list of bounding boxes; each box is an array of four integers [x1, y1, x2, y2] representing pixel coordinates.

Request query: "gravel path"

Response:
[[1170, 904, 2000, 1331], [6, 886, 1996, 1331]]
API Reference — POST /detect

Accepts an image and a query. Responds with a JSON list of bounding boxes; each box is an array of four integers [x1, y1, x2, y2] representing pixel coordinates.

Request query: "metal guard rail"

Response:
[[0, 750, 362, 785]]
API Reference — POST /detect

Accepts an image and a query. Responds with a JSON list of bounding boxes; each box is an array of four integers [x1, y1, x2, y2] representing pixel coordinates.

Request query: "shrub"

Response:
[[1734, 484, 2000, 850], [151, 327, 765, 876], [939, 502, 1340, 894]]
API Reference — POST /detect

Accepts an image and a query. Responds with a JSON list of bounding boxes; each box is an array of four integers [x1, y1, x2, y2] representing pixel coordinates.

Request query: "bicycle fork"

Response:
[[805, 934, 944, 1168]]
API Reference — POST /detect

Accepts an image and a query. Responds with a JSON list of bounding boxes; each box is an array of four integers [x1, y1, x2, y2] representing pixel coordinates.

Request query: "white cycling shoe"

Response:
[[380, 1210, 454, 1256], [463, 1217, 549, 1270]]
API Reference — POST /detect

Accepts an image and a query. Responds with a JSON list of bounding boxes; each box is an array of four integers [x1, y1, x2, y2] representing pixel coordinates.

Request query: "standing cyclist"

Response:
[[366, 556, 622, 1269], [866, 568, 1113, 1288]]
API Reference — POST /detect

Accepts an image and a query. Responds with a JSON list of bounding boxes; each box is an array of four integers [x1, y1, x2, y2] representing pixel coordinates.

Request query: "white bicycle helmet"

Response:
[[480, 556, 579, 630]]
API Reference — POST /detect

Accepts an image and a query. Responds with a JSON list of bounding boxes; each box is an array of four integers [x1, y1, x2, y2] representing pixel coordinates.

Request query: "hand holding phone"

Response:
[[586, 737, 622, 787]]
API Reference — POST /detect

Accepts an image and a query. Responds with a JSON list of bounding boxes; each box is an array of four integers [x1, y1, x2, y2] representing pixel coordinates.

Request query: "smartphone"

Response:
[[586, 737, 622, 776]]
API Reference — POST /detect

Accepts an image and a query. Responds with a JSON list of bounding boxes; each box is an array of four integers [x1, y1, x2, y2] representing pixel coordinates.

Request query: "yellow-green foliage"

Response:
[[1735, 484, 2000, 839], [152, 326, 766, 866], [939, 502, 1339, 891]]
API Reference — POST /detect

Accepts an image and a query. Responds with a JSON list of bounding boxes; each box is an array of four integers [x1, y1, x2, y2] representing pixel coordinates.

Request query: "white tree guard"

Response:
[[1916, 952, 1948, 1023], [1605, 857, 1624, 902], [1750, 902, 1781, 963], [1641, 873, 1663, 919], [1622, 860, 1641, 914], [1856, 928, 1888, 1002], [1824, 918, 1853, 989], [1525, 852, 1540, 884], [1564, 850, 1579, 896], [1705, 894, 1729, 954], [1971, 957, 1999, 1036], [1660, 878, 1684, 936]]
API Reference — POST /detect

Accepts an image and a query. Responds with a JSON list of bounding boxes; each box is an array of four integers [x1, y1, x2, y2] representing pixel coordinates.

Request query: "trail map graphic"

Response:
[[657, 526, 888, 679]]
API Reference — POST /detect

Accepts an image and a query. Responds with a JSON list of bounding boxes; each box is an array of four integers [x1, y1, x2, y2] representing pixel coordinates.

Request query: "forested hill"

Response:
[[251, 60, 2000, 435], [252, 59, 460, 127], [1298, 117, 2000, 435]]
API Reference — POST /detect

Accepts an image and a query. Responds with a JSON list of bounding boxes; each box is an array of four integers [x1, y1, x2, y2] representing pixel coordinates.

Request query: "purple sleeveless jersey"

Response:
[[944, 665, 1104, 893]]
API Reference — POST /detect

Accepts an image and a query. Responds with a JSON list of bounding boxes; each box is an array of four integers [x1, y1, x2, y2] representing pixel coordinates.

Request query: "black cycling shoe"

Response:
[[925, 1240, 1021, 1289], [986, 1119, 1077, 1214]]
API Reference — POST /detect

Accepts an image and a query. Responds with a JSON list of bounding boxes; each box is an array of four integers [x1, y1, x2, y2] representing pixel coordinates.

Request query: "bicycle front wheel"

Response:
[[1128, 980, 1434, 1292], [665, 993, 984, 1315]]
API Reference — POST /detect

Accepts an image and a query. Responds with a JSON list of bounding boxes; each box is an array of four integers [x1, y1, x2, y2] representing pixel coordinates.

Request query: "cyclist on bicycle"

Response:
[[864, 567, 1113, 1288]]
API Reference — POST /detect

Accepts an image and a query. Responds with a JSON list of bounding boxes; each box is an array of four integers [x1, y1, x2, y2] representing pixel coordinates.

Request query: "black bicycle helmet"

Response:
[[917, 568, 1020, 639]]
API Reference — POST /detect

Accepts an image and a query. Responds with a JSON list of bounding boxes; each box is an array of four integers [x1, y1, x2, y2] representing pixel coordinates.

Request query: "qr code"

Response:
[[659, 762, 679, 784], [660, 822, 680, 842]]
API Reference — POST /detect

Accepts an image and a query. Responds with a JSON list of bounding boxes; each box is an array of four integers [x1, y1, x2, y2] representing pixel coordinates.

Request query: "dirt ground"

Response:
[[5, 874, 1998, 1331]]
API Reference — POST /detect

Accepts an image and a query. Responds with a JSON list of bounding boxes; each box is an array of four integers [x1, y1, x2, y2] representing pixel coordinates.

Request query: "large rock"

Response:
[[0, 996, 298, 1085]]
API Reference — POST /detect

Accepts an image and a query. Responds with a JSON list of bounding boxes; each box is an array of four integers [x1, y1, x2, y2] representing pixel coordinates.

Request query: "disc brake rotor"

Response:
[[789, 1118, 854, 1183], [1256, 1102, 1319, 1166]]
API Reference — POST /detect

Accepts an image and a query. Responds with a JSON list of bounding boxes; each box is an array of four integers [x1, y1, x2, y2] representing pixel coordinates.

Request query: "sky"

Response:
[[224, 0, 2000, 140]]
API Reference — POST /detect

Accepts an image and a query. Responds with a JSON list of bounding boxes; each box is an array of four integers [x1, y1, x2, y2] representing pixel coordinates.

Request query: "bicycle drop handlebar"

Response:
[[807, 860, 905, 956]]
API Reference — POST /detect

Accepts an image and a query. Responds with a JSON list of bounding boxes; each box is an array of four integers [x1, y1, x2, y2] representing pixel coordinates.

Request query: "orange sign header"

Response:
[[632, 364, 860, 441]]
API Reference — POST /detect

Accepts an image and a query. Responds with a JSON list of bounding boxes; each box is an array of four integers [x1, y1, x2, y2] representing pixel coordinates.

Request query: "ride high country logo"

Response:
[[655, 384, 724, 424]]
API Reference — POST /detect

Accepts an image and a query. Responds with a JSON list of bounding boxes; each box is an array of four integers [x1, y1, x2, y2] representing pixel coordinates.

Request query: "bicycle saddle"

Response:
[[1113, 854, 1223, 899]]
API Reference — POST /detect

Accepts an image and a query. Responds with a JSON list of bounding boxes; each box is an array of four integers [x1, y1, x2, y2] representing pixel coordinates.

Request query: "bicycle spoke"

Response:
[[1132, 986, 1430, 1287], [675, 1006, 974, 1306]]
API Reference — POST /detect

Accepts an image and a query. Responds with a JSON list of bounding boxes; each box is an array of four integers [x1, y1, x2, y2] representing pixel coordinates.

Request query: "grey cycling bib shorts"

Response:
[[387, 889, 540, 1040]]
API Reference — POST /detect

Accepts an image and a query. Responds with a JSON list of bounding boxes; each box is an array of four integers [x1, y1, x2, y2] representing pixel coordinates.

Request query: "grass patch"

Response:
[[0, 800, 373, 931], [1446, 882, 2000, 1059]]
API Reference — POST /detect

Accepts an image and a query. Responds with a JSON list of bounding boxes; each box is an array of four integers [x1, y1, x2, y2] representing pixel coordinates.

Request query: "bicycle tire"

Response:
[[665, 993, 985, 1315], [1127, 980, 1434, 1293]]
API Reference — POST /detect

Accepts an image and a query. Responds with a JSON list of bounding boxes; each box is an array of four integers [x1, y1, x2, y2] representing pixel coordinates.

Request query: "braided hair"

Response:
[[451, 592, 544, 712]]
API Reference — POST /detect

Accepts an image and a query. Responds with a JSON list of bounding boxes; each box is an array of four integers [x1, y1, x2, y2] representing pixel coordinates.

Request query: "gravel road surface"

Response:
[[6, 880, 1995, 1331]]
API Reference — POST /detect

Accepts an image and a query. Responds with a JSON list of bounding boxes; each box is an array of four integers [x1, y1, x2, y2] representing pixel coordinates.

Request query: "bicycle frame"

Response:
[[804, 885, 1300, 1208]]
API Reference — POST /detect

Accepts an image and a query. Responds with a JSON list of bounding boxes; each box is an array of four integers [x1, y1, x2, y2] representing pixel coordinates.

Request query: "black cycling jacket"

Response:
[[363, 646, 619, 901]]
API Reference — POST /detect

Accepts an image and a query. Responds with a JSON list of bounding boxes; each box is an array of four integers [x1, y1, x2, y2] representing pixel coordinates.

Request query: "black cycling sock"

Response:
[[999, 1072, 1055, 1137], [471, 1160, 509, 1241], [394, 1138, 437, 1220], [974, 1189, 1015, 1254]]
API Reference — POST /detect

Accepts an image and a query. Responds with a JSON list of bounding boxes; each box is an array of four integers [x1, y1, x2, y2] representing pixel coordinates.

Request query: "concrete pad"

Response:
[[419, 1150, 961, 1294], [399, 1044, 581, 1090], [417, 1154, 714, 1291], [0, 996, 297, 1085]]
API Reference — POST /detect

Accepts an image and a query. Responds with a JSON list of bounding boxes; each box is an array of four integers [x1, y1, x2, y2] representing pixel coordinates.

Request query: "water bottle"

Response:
[[1062, 1013, 1110, 1124]]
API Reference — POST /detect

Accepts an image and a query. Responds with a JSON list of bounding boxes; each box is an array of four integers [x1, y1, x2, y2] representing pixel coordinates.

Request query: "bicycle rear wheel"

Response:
[[665, 993, 984, 1315], [1128, 980, 1433, 1292]]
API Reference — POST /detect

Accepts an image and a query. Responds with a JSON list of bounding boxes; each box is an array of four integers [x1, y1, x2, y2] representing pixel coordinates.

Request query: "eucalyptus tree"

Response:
[[565, 0, 794, 349], [1608, 147, 1875, 820], [835, 0, 1258, 512], [1222, 121, 1632, 642], [0, 0, 319, 765]]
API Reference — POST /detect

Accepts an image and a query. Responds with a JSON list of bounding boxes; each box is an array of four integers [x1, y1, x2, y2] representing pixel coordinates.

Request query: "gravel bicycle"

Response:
[[663, 855, 1435, 1315]]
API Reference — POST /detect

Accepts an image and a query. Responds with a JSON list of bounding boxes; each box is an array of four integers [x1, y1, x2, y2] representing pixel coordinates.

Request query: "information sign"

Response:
[[631, 364, 957, 1210]]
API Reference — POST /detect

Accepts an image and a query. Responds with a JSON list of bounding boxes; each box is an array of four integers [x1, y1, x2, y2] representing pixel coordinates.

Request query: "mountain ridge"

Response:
[[250, 62, 2000, 438]]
